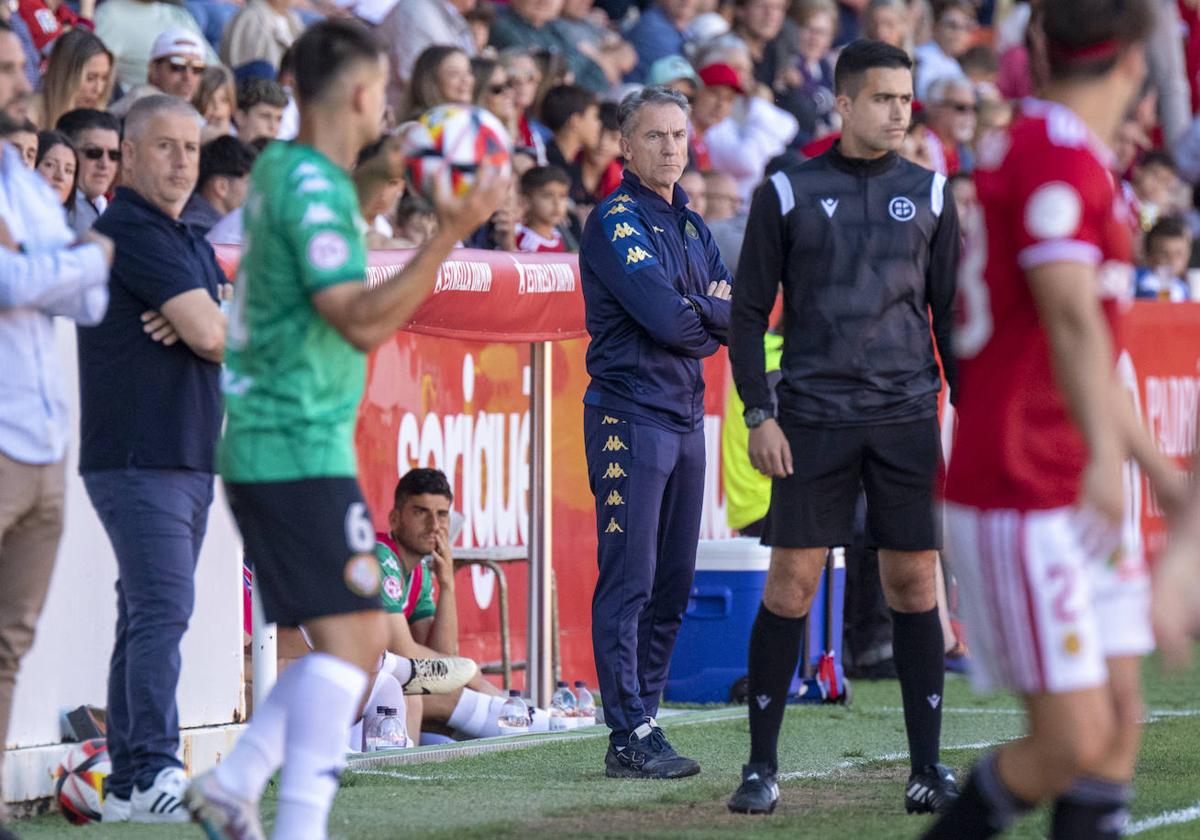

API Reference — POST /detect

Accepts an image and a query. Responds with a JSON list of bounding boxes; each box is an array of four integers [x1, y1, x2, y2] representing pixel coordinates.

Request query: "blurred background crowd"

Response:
[[9, 0, 1200, 297]]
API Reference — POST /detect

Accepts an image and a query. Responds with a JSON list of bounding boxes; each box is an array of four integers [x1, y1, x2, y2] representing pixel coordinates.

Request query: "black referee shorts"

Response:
[[227, 477, 383, 627], [762, 417, 942, 552]]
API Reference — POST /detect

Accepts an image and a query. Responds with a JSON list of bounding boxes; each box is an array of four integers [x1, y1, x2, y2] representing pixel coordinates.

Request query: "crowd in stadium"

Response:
[[0, 0, 1197, 294]]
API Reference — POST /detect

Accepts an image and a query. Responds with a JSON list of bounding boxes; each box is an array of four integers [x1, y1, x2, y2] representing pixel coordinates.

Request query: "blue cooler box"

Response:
[[665, 538, 770, 704]]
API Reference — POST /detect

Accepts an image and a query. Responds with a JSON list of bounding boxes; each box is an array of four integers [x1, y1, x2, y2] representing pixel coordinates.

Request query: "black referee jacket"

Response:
[[730, 144, 959, 427]]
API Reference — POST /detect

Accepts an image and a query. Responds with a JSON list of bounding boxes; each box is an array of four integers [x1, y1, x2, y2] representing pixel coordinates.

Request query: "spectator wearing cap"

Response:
[[180, 134, 256, 234], [624, 0, 701, 83], [95, 2, 215, 88], [220, 0, 302, 71], [699, 59, 799, 205], [489, 0, 607, 93], [56, 108, 121, 233], [146, 28, 209, 101], [380, 0, 474, 112], [923, 75, 975, 175], [914, 0, 976, 100], [689, 63, 743, 172], [233, 76, 286, 143], [646, 54, 700, 98]]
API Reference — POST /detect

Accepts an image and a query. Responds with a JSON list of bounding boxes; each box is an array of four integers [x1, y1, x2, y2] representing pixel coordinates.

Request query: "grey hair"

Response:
[[689, 33, 750, 72], [925, 74, 972, 105], [617, 85, 690, 138], [123, 94, 203, 143]]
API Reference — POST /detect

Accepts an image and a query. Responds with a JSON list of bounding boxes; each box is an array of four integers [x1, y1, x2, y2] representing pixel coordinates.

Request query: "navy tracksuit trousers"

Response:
[[584, 406, 705, 743]]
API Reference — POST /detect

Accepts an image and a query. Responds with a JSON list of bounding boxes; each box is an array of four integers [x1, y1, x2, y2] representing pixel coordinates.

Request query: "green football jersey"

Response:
[[219, 142, 369, 482], [375, 535, 437, 622]]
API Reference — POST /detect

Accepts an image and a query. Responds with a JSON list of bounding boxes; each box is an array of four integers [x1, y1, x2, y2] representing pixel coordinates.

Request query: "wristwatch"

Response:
[[743, 407, 773, 429]]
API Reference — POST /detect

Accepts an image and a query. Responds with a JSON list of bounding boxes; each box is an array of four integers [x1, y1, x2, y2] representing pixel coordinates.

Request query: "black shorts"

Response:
[[762, 417, 941, 552], [227, 477, 383, 627]]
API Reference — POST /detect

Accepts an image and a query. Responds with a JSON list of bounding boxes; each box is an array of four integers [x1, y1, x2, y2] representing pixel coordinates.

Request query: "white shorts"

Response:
[[945, 504, 1153, 696]]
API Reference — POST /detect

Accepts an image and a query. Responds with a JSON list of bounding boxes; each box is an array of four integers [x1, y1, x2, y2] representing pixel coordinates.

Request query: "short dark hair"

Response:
[[1041, 0, 1155, 82], [393, 468, 454, 509], [198, 135, 258, 192], [834, 38, 913, 97], [237, 77, 287, 112], [598, 101, 620, 133], [958, 45, 998, 76], [933, 0, 975, 21], [55, 108, 121, 144], [540, 84, 596, 134], [292, 18, 383, 106], [520, 164, 570, 195], [1146, 215, 1191, 251], [395, 190, 435, 227], [0, 117, 37, 137], [1136, 150, 1176, 174]]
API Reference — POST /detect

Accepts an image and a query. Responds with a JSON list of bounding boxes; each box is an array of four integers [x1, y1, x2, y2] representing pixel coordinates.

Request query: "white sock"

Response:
[[271, 654, 368, 840], [445, 690, 552, 737], [380, 650, 412, 686], [446, 689, 502, 736], [214, 661, 302, 799]]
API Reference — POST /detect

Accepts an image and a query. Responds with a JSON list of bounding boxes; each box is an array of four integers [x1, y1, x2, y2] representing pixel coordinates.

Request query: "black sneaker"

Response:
[[905, 763, 960, 814], [604, 720, 701, 779], [727, 763, 780, 814]]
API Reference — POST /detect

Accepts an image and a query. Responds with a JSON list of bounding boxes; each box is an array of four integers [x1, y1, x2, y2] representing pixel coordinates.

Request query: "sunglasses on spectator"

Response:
[[487, 81, 515, 95], [82, 146, 121, 162], [164, 56, 207, 75]]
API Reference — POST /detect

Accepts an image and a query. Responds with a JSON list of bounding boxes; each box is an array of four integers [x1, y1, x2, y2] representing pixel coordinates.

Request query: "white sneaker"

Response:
[[100, 792, 130, 823], [402, 656, 478, 695], [184, 770, 265, 840], [130, 766, 189, 823]]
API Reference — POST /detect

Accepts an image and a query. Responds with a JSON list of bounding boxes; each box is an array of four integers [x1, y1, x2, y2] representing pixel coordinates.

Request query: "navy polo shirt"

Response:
[[78, 187, 223, 473]]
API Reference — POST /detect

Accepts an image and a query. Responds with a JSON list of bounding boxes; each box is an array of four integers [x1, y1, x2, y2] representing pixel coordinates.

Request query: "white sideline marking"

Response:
[[877, 707, 1200, 722], [778, 740, 1005, 781], [1125, 802, 1200, 835]]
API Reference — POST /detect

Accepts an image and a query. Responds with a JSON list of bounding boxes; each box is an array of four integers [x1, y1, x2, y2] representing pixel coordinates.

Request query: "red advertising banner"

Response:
[[213, 246, 587, 343]]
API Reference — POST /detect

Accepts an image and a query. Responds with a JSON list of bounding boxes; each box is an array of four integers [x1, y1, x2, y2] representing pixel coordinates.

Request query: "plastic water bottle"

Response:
[[497, 690, 530, 736], [376, 707, 407, 750], [573, 680, 596, 727], [363, 705, 387, 751], [549, 680, 577, 731]]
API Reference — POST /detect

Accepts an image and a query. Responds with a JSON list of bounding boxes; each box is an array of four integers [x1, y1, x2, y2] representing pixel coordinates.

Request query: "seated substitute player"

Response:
[[183, 19, 510, 840], [925, 3, 1186, 838], [376, 468, 554, 738], [728, 39, 961, 816]]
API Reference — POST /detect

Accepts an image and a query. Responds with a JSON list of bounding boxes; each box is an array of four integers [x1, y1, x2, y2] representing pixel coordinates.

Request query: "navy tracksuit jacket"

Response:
[[579, 172, 732, 741]]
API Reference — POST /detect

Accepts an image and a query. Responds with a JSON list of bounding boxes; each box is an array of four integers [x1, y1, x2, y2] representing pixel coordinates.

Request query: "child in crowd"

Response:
[[1135, 216, 1193, 301], [393, 192, 438, 249], [581, 101, 623, 204], [515, 165, 572, 253]]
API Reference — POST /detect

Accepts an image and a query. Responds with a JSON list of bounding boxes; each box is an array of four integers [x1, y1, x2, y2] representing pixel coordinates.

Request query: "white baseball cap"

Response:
[[149, 28, 206, 63]]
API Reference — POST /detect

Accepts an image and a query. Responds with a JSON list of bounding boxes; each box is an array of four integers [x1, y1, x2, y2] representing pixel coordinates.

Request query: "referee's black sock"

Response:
[[922, 752, 1033, 839], [1050, 777, 1132, 839], [746, 603, 806, 774], [891, 607, 944, 772]]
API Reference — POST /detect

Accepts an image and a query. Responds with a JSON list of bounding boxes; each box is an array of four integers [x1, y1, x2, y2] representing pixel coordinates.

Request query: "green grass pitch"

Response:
[[20, 653, 1200, 838]]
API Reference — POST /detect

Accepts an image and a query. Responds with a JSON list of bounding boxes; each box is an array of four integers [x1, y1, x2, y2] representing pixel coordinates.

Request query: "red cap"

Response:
[[697, 63, 745, 94]]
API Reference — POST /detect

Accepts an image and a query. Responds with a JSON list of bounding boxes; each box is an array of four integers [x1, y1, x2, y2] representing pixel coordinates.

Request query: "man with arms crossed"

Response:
[[926, 2, 1178, 837], [728, 40, 961, 816], [580, 85, 732, 779], [184, 19, 508, 840]]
